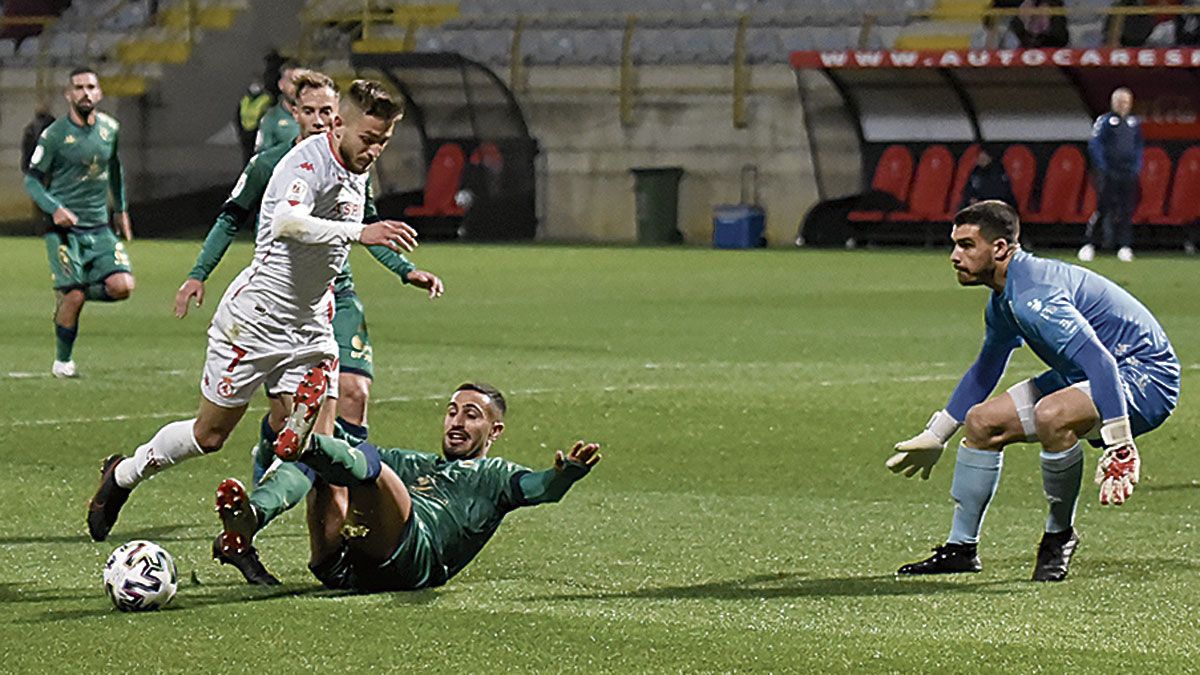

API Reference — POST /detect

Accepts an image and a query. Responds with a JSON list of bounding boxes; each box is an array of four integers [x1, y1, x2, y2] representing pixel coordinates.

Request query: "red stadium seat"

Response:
[[404, 143, 467, 217], [937, 144, 981, 220], [1133, 147, 1172, 225], [890, 145, 954, 222], [1161, 146, 1200, 226], [1001, 144, 1036, 217], [1025, 145, 1086, 224], [1063, 179, 1097, 224], [849, 145, 913, 221]]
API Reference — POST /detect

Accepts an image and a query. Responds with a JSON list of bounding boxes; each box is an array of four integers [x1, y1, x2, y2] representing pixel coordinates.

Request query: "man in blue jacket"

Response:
[[1080, 87, 1143, 263]]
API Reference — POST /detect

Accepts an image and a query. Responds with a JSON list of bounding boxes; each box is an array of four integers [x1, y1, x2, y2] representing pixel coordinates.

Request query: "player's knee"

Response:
[[106, 274, 134, 300], [1033, 399, 1068, 440], [338, 375, 370, 415], [963, 404, 1006, 449], [62, 288, 85, 308]]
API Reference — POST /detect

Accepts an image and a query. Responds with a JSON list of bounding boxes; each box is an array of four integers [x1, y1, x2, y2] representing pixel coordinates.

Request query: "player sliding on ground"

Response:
[[86, 80, 416, 546], [888, 200, 1179, 582], [212, 379, 601, 589], [172, 70, 442, 487]]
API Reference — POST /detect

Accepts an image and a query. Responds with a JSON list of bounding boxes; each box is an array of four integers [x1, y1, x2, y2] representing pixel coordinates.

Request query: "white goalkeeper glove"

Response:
[[886, 410, 961, 480], [1095, 417, 1140, 506]]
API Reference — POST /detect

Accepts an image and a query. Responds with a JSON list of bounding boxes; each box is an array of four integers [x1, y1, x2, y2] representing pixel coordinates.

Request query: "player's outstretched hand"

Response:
[[555, 440, 601, 476], [361, 220, 418, 252], [174, 278, 205, 318], [405, 269, 445, 299], [1095, 443, 1140, 506]]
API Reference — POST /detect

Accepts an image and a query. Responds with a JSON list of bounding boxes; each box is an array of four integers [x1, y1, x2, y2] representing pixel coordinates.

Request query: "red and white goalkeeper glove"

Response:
[[1094, 417, 1140, 506], [886, 410, 960, 480]]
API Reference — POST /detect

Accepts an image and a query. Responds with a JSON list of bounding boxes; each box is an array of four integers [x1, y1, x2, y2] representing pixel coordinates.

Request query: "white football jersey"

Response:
[[218, 132, 368, 329]]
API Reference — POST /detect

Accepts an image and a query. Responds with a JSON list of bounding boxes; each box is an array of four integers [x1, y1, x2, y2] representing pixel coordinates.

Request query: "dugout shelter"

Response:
[[353, 51, 539, 241], [793, 47, 1200, 249]]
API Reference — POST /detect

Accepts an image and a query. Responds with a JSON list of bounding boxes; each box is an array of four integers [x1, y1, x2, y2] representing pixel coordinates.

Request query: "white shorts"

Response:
[[200, 303, 340, 408]]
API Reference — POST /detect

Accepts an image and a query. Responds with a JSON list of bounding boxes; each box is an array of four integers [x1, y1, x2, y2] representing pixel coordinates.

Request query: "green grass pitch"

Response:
[[0, 237, 1196, 672]]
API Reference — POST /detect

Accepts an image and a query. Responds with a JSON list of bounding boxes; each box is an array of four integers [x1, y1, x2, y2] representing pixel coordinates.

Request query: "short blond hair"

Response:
[[293, 70, 338, 98], [344, 79, 403, 122]]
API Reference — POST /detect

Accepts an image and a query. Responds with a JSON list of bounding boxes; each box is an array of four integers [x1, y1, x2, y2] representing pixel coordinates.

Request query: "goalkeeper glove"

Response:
[[886, 410, 961, 480], [1095, 417, 1140, 506]]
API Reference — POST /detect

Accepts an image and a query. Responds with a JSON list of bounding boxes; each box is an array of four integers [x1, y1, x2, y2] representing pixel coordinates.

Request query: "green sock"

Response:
[[250, 462, 314, 530], [55, 323, 77, 361], [301, 436, 381, 487]]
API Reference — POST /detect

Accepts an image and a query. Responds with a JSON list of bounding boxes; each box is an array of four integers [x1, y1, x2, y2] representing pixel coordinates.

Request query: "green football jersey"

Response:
[[256, 101, 298, 152], [25, 113, 125, 227], [381, 449, 530, 580]]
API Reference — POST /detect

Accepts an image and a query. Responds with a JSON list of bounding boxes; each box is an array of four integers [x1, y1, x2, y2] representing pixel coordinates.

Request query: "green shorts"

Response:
[[333, 292, 373, 379], [44, 227, 131, 290], [308, 510, 447, 592]]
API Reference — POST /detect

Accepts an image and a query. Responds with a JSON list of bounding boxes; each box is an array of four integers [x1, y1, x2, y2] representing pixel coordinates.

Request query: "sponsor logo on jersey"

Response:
[[337, 202, 363, 218]]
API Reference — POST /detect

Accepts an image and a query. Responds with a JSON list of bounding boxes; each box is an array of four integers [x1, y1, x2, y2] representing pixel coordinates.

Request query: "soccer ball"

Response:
[[103, 540, 178, 612]]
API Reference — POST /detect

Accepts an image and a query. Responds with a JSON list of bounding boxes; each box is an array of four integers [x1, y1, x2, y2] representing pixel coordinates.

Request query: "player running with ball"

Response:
[[173, 70, 442, 487], [87, 80, 415, 545], [888, 201, 1179, 582]]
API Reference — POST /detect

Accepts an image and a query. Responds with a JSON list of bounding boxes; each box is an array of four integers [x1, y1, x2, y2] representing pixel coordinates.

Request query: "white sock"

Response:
[[115, 419, 204, 489]]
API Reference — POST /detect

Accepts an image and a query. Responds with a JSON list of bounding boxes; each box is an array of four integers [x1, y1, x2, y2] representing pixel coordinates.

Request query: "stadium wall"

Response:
[[515, 64, 821, 246]]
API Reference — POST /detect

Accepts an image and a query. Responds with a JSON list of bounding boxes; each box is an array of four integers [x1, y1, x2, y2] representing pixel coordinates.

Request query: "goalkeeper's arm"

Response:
[[887, 340, 1014, 479]]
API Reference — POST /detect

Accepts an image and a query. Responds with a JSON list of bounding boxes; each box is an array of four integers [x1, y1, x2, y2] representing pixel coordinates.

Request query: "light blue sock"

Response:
[[947, 443, 1004, 545], [1040, 442, 1084, 534]]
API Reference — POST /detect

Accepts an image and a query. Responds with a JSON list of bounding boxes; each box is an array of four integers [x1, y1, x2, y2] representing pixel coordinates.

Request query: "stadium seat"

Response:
[[889, 145, 954, 222], [1001, 144, 1036, 218], [404, 143, 467, 217], [1025, 145, 1085, 224], [1132, 147, 1171, 225], [937, 143, 980, 221], [848, 145, 914, 222], [1160, 146, 1200, 226]]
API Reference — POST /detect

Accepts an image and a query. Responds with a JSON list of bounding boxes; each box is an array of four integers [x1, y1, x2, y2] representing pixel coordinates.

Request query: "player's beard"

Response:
[[72, 99, 95, 119]]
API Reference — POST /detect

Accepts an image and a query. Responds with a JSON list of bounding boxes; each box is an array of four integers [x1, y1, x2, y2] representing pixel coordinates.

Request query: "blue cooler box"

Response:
[[712, 204, 766, 249]]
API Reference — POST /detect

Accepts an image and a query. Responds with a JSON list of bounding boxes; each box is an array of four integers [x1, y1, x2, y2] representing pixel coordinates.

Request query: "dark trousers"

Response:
[[1087, 172, 1138, 249]]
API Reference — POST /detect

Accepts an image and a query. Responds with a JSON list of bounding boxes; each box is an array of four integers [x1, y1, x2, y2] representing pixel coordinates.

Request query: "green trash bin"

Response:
[[631, 167, 684, 244]]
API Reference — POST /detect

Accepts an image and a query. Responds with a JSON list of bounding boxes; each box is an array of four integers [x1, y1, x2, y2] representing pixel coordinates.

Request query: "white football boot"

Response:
[[51, 360, 78, 378]]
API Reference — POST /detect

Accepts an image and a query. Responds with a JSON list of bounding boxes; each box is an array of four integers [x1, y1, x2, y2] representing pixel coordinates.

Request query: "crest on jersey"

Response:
[[286, 178, 309, 207]]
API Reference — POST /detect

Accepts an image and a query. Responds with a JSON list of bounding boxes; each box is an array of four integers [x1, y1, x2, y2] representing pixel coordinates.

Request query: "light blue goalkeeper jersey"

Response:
[[947, 250, 1179, 433]]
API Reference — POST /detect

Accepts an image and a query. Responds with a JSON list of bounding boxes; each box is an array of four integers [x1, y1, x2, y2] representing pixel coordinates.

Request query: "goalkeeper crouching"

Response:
[[212, 378, 600, 590], [887, 201, 1178, 582]]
